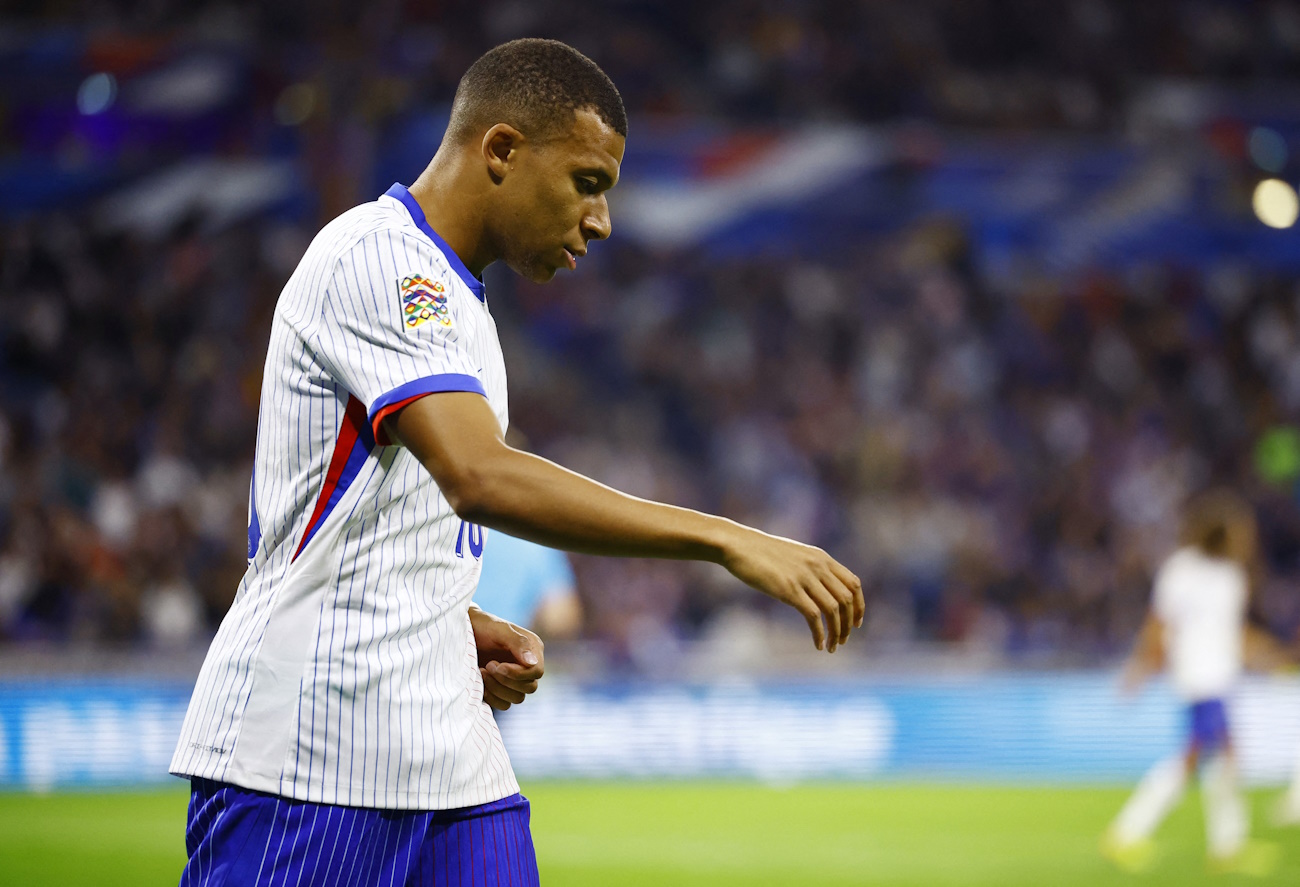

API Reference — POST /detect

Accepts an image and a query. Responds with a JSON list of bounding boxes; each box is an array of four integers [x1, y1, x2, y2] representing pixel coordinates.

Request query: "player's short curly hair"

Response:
[[446, 38, 627, 145]]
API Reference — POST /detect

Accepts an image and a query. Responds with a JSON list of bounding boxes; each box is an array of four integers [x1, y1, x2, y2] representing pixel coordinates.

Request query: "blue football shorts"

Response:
[[180, 778, 540, 886], [1187, 698, 1231, 756]]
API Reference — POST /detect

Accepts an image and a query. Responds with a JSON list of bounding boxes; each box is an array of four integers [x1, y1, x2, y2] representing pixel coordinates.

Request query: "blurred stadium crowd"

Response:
[[3, 1, 1300, 667], [9, 0, 1300, 133]]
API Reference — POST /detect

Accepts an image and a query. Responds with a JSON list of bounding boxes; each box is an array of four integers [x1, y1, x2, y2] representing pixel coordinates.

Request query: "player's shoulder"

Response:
[[315, 199, 445, 269], [1158, 546, 1209, 581], [1153, 547, 1199, 599], [1157, 546, 1245, 593], [1161, 546, 1201, 573]]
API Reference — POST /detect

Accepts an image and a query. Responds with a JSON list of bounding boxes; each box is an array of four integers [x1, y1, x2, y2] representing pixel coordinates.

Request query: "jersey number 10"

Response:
[[455, 520, 485, 560]]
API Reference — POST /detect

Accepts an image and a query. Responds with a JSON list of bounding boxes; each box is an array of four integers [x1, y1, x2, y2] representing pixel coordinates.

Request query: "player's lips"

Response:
[[561, 246, 586, 270]]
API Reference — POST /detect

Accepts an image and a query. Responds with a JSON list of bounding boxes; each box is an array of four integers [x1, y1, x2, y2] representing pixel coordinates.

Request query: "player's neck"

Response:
[[408, 155, 494, 278]]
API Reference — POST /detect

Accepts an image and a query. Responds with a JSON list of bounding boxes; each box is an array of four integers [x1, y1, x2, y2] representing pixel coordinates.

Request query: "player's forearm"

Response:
[[450, 446, 742, 562], [392, 393, 862, 652], [1125, 616, 1164, 678], [389, 391, 755, 564]]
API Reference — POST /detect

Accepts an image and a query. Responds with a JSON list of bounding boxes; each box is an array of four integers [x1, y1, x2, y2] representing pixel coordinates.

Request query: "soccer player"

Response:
[[170, 38, 862, 886], [1101, 490, 1278, 875]]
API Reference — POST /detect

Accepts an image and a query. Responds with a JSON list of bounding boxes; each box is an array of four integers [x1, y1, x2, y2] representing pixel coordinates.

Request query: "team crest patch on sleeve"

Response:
[[399, 275, 452, 331]]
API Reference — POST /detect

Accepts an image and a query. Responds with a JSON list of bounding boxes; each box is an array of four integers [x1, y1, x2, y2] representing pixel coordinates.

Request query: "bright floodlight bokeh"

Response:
[[1253, 178, 1299, 229]]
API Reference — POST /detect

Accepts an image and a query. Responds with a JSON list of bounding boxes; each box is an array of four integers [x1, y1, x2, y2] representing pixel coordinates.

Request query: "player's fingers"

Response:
[[493, 685, 526, 705], [482, 671, 526, 706], [485, 663, 540, 694], [489, 659, 544, 683], [487, 678, 527, 705], [804, 582, 841, 653], [791, 589, 825, 651], [505, 632, 545, 672], [491, 676, 540, 696], [480, 677, 512, 711], [828, 560, 865, 628], [831, 577, 855, 645], [813, 570, 854, 646], [836, 586, 852, 646]]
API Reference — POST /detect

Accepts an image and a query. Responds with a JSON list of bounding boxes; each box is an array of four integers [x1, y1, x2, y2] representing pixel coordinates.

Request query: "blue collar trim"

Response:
[[385, 183, 485, 302]]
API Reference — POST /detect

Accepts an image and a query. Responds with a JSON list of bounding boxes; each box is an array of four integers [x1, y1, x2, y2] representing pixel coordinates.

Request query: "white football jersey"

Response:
[[1152, 546, 1248, 702], [171, 184, 517, 810]]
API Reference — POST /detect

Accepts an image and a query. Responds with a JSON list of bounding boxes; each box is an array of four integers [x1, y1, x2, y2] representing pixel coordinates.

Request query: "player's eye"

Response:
[[575, 176, 599, 195]]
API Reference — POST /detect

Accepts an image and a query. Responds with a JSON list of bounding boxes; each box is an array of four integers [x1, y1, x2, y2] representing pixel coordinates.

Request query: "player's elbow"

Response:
[[438, 468, 490, 522], [436, 459, 510, 525]]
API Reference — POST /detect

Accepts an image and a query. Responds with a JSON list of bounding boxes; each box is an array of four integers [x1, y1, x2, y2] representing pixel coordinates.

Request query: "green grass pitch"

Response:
[[1, 781, 1298, 885]]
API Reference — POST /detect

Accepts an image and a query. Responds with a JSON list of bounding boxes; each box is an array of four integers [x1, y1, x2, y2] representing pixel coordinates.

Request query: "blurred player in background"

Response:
[[475, 530, 582, 641], [1102, 490, 1279, 875]]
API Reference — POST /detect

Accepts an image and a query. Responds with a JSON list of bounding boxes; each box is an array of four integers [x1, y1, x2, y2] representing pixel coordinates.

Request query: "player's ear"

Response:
[[481, 124, 524, 184]]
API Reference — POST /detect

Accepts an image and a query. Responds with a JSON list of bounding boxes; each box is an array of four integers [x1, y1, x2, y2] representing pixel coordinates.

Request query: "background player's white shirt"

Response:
[[1152, 546, 1248, 702], [171, 184, 518, 810]]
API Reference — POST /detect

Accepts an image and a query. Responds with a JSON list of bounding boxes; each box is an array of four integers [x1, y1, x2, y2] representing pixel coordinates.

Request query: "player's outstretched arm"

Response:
[[387, 392, 863, 652], [1120, 614, 1164, 694]]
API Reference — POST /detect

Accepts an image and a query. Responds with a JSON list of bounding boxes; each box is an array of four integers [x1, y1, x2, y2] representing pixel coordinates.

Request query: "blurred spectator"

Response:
[[9, 1, 1300, 133]]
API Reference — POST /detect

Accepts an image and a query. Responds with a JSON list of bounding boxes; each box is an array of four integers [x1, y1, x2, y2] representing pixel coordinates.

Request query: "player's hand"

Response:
[[469, 606, 545, 711], [719, 526, 863, 653]]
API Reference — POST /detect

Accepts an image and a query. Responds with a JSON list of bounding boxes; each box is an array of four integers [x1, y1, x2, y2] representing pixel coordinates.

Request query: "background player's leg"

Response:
[[1275, 741, 1300, 825], [1109, 754, 1188, 847], [1197, 701, 1281, 876], [1201, 753, 1247, 859], [1189, 700, 1250, 863], [417, 793, 540, 887]]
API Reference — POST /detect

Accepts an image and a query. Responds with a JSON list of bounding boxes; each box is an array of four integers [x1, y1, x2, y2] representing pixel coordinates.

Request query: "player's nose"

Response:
[[581, 196, 611, 242]]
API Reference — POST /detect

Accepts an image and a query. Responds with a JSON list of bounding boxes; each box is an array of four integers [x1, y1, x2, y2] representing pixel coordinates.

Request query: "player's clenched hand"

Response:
[[720, 526, 863, 653], [469, 606, 545, 711]]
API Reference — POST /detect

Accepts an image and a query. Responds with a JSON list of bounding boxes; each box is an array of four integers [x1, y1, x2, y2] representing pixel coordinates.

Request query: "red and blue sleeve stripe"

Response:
[[367, 372, 486, 446]]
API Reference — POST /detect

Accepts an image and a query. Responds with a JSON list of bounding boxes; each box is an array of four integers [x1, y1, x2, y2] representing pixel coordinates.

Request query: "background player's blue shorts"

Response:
[[180, 778, 540, 886], [1187, 698, 1230, 756]]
